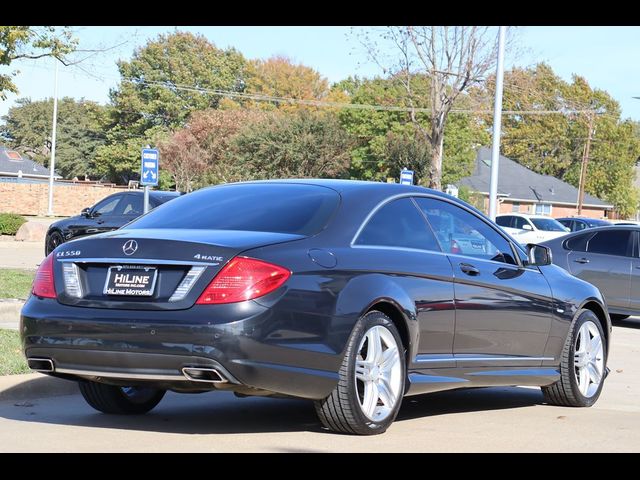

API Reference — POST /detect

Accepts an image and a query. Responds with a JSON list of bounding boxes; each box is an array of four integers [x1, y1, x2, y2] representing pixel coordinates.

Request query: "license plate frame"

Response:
[[103, 265, 158, 297]]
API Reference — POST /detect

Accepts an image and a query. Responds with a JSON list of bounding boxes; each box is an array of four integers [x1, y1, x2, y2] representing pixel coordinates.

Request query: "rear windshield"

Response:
[[152, 192, 181, 204], [127, 183, 340, 236]]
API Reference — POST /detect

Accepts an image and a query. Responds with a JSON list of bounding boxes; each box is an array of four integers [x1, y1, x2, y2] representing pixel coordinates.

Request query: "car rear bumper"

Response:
[[21, 297, 347, 400]]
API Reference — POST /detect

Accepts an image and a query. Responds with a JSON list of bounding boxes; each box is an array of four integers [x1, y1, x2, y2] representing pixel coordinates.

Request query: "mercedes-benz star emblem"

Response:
[[122, 240, 138, 256]]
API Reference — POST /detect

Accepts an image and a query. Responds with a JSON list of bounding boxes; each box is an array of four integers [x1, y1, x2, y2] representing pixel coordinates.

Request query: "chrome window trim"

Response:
[[351, 192, 531, 269]]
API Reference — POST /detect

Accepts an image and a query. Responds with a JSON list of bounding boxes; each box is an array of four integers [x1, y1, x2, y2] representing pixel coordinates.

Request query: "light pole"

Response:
[[488, 26, 506, 221], [47, 58, 59, 216]]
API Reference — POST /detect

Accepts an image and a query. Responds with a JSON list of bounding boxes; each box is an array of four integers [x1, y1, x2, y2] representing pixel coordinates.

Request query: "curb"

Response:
[[0, 372, 78, 402]]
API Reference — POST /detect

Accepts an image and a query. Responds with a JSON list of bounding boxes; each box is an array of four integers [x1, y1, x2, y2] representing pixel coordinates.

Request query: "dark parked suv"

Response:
[[45, 190, 180, 255], [556, 217, 611, 232]]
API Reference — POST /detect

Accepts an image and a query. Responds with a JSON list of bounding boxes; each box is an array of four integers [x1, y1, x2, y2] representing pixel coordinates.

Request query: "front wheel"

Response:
[[542, 309, 607, 407], [314, 311, 406, 435], [79, 381, 166, 414], [45, 231, 64, 255]]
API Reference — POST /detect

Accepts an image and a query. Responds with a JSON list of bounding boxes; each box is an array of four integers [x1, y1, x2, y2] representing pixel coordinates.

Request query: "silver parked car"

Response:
[[541, 226, 639, 320]]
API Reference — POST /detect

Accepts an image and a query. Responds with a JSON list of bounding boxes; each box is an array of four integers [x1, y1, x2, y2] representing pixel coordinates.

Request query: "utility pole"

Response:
[[488, 26, 506, 221], [47, 59, 59, 216], [577, 111, 595, 215]]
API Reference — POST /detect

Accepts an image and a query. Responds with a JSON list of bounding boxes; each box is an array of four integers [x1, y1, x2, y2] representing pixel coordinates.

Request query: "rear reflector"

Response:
[[169, 266, 206, 302], [33, 253, 56, 298], [62, 262, 83, 298], [196, 257, 290, 305]]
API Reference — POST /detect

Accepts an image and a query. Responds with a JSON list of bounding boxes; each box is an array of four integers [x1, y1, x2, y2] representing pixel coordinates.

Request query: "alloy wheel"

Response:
[[574, 320, 604, 398], [354, 325, 403, 422]]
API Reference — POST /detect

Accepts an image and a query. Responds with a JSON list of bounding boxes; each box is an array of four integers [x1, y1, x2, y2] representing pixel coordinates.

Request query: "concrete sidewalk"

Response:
[[0, 241, 44, 270], [0, 300, 22, 330], [0, 372, 78, 402]]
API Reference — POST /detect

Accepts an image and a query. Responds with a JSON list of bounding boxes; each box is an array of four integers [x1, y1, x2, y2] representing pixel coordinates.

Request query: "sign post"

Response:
[[140, 147, 159, 214], [399, 168, 414, 186]]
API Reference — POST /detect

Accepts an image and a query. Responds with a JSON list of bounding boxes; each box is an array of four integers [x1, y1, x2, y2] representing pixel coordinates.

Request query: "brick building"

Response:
[[459, 147, 613, 219]]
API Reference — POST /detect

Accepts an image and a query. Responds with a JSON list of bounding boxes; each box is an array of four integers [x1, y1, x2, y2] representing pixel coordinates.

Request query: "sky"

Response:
[[2, 26, 640, 120]]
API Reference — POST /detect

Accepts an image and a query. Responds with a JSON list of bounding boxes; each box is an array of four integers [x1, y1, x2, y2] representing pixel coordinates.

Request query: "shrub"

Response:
[[0, 213, 27, 235]]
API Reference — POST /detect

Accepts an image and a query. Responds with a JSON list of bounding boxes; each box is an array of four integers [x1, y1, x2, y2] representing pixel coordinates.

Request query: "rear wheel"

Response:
[[79, 381, 166, 414], [45, 231, 64, 255], [542, 309, 606, 407], [314, 311, 405, 435]]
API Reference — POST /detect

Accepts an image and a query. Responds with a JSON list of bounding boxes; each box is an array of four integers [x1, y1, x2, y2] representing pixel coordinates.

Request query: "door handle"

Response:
[[459, 263, 480, 276], [573, 258, 590, 264]]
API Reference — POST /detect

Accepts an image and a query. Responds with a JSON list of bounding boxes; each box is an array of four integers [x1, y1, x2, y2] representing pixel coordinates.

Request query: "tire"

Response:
[[79, 381, 166, 414], [45, 231, 64, 256], [542, 309, 607, 407], [610, 314, 629, 321], [314, 310, 406, 435]]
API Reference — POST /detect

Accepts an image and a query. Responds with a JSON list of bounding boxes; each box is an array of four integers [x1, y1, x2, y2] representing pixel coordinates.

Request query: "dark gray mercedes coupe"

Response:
[[21, 180, 611, 435]]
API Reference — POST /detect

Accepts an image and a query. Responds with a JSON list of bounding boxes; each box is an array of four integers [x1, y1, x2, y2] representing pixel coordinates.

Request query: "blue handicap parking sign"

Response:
[[400, 169, 414, 185], [141, 148, 159, 186]]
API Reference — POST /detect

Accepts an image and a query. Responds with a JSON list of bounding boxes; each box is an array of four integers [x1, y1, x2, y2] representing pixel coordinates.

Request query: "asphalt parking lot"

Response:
[[1, 318, 639, 452]]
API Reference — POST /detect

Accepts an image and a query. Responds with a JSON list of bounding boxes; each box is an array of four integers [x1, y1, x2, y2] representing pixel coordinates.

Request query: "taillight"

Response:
[[196, 257, 290, 305], [450, 239, 462, 254], [32, 253, 56, 299]]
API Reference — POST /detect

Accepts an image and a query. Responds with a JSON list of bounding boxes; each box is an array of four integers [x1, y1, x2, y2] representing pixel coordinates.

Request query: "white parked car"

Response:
[[495, 213, 570, 244]]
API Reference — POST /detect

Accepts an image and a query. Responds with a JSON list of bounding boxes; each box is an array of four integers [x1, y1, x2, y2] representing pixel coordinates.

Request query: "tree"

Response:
[[96, 31, 248, 183], [156, 129, 207, 193], [243, 55, 329, 111], [0, 26, 77, 100], [496, 63, 640, 217], [232, 110, 353, 180], [358, 26, 505, 190], [0, 97, 108, 179], [334, 76, 489, 184], [158, 108, 267, 190]]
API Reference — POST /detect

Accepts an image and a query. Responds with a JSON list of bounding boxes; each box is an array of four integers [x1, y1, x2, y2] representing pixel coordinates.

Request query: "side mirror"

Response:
[[526, 244, 552, 266], [522, 224, 533, 231], [81, 207, 91, 217], [564, 227, 571, 232]]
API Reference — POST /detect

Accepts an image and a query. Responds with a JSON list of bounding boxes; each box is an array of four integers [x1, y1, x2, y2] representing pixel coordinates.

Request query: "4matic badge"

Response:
[[194, 253, 224, 262]]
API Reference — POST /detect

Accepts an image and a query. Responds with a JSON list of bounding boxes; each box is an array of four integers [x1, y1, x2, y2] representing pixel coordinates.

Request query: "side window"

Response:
[[557, 219, 571, 231], [575, 221, 587, 231], [415, 197, 518, 265], [355, 198, 441, 252], [495, 216, 512, 228], [93, 195, 122, 216], [587, 230, 632, 257], [121, 194, 144, 216], [512, 216, 528, 229], [564, 232, 594, 252]]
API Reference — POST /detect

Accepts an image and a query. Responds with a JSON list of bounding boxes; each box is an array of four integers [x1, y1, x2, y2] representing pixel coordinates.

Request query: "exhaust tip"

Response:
[[27, 358, 54, 373], [182, 367, 227, 383]]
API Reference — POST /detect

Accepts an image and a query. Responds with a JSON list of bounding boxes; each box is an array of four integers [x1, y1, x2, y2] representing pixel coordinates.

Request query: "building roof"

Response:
[[459, 147, 613, 209], [0, 146, 60, 179]]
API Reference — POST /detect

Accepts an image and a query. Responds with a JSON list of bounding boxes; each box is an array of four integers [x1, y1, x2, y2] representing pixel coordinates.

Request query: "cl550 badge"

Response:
[[56, 250, 81, 257]]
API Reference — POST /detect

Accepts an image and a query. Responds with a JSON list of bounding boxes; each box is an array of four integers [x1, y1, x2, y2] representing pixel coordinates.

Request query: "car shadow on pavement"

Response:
[[612, 317, 640, 330], [396, 386, 543, 424], [0, 386, 544, 435]]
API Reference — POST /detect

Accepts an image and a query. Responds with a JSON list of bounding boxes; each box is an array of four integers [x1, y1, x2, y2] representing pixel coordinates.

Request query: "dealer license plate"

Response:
[[104, 265, 157, 296]]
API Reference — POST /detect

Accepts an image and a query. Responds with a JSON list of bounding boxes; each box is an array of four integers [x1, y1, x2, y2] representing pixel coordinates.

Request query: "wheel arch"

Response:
[[365, 299, 412, 362], [579, 298, 611, 349]]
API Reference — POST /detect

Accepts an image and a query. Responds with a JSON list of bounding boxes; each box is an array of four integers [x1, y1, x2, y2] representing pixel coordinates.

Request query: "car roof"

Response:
[[496, 213, 551, 219], [556, 216, 609, 221]]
